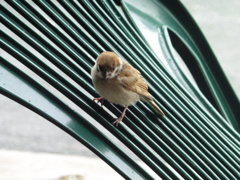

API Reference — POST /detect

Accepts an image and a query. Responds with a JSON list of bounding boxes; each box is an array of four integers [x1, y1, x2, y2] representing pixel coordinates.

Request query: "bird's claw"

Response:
[[93, 97, 105, 107], [112, 117, 123, 127]]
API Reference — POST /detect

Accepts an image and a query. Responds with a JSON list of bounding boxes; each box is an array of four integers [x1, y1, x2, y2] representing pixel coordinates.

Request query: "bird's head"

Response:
[[96, 51, 123, 79]]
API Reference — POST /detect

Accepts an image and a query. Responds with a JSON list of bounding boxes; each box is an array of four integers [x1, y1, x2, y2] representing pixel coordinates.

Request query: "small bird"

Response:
[[91, 51, 165, 126]]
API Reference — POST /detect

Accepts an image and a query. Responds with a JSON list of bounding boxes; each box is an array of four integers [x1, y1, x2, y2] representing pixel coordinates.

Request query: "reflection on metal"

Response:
[[1, 0, 239, 179]]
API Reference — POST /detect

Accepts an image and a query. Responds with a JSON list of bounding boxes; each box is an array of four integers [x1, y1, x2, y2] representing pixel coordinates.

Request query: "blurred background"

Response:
[[1, 0, 239, 179]]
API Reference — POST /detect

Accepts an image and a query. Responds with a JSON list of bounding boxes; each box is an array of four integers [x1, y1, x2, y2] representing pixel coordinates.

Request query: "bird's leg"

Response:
[[93, 97, 105, 107], [112, 106, 128, 126]]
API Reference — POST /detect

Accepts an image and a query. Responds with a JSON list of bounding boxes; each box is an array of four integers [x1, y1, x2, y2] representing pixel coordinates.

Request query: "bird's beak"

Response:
[[105, 71, 112, 79]]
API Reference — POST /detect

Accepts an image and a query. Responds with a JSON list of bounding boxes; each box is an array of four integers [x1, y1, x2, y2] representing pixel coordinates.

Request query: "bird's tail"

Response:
[[147, 100, 165, 116]]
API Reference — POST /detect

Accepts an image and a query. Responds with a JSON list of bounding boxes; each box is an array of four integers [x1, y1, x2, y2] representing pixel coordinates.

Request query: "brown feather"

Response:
[[119, 60, 150, 98], [147, 100, 165, 116], [118, 60, 165, 116]]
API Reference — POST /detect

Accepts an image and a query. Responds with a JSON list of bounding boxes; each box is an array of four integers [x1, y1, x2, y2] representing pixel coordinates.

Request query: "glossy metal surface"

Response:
[[1, 0, 239, 179]]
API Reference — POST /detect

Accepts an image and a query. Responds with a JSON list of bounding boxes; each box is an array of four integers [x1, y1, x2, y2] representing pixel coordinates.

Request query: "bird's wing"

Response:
[[118, 60, 151, 99]]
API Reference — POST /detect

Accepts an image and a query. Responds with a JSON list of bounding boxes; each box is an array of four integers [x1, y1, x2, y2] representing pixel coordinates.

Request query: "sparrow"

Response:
[[91, 51, 165, 126]]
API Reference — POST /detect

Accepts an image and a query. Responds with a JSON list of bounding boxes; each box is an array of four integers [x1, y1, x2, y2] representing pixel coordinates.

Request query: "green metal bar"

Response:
[[133, 103, 237, 178], [1, 30, 173, 179], [121, 110, 205, 179], [0, 59, 154, 180], [0, 2, 199, 177], [5, 1, 94, 66], [103, 0, 158, 61], [105, 0, 239, 149], [1, 7, 93, 93], [77, 2, 240, 177], [32, 0, 101, 56], [121, 1, 239, 156], [1, 0, 239, 179], [122, 0, 240, 169], [125, 0, 240, 129], [51, 0, 240, 177]]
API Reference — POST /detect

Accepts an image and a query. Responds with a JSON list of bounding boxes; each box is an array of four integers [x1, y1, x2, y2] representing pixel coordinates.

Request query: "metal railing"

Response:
[[1, 1, 239, 179]]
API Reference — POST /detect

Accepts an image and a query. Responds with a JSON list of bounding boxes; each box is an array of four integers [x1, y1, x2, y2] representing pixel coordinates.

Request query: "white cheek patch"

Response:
[[118, 57, 123, 66], [111, 66, 122, 79], [116, 58, 123, 74], [113, 67, 119, 75]]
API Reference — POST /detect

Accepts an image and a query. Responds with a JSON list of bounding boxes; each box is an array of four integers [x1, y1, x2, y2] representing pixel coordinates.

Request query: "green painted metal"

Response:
[[1, 0, 239, 179], [0, 59, 152, 180]]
